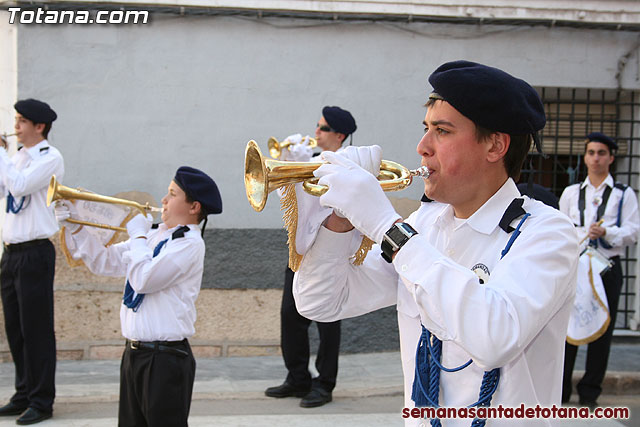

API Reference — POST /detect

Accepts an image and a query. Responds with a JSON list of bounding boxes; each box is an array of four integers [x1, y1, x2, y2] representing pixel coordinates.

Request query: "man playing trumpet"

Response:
[[265, 106, 358, 408], [55, 166, 222, 427], [292, 61, 578, 426], [0, 99, 63, 425]]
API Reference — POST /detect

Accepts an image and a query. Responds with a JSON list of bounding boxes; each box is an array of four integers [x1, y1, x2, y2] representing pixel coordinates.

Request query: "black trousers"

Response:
[[0, 239, 56, 412], [562, 256, 622, 402], [281, 267, 340, 392], [119, 339, 196, 427]]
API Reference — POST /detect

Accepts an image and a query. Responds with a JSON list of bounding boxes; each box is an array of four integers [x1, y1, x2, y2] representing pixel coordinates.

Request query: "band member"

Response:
[[0, 99, 63, 425], [55, 166, 222, 427], [265, 106, 357, 408], [292, 61, 578, 426], [559, 132, 639, 408]]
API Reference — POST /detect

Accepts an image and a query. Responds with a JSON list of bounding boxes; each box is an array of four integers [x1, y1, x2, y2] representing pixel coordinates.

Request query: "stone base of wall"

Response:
[[0, 229, 401, 360]]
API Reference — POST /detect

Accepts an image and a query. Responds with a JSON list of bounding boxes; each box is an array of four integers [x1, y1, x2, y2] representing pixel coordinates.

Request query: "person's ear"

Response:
[[190, 201, 202, 216], [486, 132, 510, 164]]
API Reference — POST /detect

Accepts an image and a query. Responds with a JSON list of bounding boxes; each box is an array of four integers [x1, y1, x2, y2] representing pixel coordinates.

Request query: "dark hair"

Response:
[[584, 140, 614, 156], [184, 193, 207, 223], [425, 98, 530, 181], [41, 123, 52, 139]]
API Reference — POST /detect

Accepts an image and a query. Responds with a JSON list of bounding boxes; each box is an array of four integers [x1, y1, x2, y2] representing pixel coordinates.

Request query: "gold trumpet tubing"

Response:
[[65, 218, 127, 233], [302, 162, 429, 196]]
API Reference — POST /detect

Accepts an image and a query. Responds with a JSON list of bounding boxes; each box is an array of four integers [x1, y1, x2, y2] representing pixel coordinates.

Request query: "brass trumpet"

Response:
[[268, 136, 318, 159], [1, 132, 16, 148], [47, 175, 162, 232], [244, 140, 428, 212]]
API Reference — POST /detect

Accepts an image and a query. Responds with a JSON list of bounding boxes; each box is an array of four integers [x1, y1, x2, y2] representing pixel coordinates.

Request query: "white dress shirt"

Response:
[[0, 140, 64, 244], [559, 174, 639, 258], [63, 223, 205, 341], [294, 179, 578, 426]]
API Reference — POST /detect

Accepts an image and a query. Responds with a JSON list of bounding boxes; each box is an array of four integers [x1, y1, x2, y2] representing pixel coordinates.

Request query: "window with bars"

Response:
[[521, 88, 640, 330]]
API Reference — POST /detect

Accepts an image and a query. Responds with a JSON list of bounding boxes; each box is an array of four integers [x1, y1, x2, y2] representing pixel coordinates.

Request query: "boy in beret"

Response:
[[54, 166, 222, 427], [266, 106, 358, 408], [0, 99, 63, 425], [292, 61, 578, 426], [559, 132, 639, 408]]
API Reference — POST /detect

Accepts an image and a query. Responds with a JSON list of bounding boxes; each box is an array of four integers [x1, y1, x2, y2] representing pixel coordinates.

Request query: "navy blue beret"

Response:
[[428, 61, 546, 135], [322, 106, 357, 136], [14, 99, 57, 124], [586, 132, 617, 151], [174, 166, 222, 215]]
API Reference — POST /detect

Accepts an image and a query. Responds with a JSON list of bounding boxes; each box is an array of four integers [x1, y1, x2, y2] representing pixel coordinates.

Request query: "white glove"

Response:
[[281, 134, 313, 162], [126, 213, 153, 239], [285, 133, 303, 145], [325, 145, 382, 177], [54, 200, 81, 232], [314, 152, 401, 244]]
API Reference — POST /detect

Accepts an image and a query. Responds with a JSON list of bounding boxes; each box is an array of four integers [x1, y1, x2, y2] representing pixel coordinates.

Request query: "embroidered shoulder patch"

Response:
[[471, 263, 490, 285]]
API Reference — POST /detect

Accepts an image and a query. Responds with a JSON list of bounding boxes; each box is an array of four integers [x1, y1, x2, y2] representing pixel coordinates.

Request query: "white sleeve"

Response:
[[0, 149, 64, 197], [63, 227, 130, 277], [394, 213, 579, 371], [602, 187, 639, 248], [124, 237, 204, 294], [293, 226, 398, 322]]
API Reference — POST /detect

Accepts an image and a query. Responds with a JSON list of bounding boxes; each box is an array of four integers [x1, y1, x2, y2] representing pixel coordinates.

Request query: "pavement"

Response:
[[0, 343, 638, 426]]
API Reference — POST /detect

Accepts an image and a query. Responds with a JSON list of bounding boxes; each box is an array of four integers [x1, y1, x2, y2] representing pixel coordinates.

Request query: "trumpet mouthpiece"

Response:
[[411, 166, 430, 179]]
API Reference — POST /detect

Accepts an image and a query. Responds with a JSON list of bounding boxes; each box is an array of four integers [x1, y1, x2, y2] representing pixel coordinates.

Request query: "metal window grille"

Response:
[[523, 88, 640, 330]]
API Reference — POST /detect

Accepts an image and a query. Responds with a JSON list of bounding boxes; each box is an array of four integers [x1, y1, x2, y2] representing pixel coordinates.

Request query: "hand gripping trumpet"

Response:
[[244, 139, 429, 212], [267, 136, 318, 159], [47, 175, 162, 232]]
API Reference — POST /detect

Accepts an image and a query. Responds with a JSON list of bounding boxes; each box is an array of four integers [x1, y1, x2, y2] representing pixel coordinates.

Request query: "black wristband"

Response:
[[380, 222, 418, 263]]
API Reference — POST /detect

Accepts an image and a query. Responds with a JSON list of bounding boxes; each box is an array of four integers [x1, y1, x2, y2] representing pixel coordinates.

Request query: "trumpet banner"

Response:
[[59, 190, 157, 267], [566, 252, 610, 345]]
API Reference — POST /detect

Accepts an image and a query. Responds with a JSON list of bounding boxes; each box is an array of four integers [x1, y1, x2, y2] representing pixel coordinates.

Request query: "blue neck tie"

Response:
[[122, 238, 168, 312]]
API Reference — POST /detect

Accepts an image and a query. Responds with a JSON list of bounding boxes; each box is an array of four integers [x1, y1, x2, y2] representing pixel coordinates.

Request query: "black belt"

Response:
[[126, 339, 190, 357], [3, 238, 50, 252]]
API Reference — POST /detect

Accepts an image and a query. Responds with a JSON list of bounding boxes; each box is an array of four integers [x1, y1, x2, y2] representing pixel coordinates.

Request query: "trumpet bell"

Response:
[[245, 140, 319, 212]]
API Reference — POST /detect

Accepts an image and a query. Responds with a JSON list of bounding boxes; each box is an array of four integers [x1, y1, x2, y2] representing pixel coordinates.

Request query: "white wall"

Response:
[[0, 10, 18, 251], [8, 13, 640, 228]]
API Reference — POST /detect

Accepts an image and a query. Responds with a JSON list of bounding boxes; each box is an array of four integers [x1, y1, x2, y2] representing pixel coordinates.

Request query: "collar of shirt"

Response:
[[153, 222, 200, 237], [463, 178, 521, 235], [24, 139, 50, 160], [581, 174, 613, 191]]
